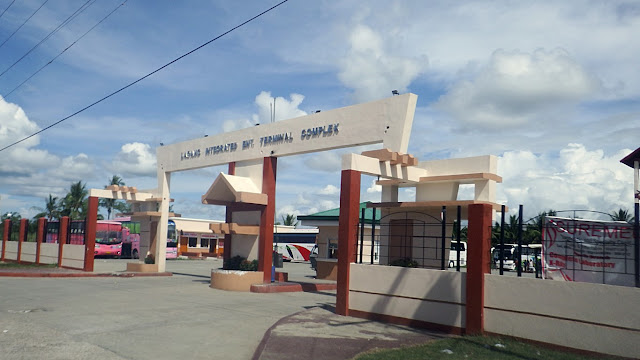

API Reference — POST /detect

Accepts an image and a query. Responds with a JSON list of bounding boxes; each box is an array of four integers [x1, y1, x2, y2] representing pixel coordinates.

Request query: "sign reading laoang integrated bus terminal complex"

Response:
[[156, 94, 417, 173]]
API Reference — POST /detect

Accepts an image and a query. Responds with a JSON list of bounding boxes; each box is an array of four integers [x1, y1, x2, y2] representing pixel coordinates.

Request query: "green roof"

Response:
[[298, 202, 380, 224]]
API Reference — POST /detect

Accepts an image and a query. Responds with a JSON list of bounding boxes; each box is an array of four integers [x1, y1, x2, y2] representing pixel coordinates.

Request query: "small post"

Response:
[[456, 205, 461, 272], [635, 202, 639, 288], [500, 205, 505, 275], [517, 205, 523, 277], [359, 206, 365, 264], [370, 207, 376, 264], [441, 206, 446, 270]]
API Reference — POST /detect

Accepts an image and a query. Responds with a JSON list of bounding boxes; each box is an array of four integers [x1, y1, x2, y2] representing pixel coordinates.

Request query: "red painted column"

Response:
[[36, 218, 46, 264], [84, 196, 98, 272], [224, 162, 236, 262], [58, 217, 69, 268], [17, 219, 27, 263], [1, 219, 9, 261], [336, 169, 361, 316], [466, 203, 493, 334], [259, 157, 277, 283]]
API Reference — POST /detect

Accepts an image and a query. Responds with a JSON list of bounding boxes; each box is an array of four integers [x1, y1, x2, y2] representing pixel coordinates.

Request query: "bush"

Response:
[[389, 257, 418, 268], [223, 255, 258, 271]]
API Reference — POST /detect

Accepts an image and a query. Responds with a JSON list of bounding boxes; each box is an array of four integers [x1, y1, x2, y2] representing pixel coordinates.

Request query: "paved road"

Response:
[[0, 259, 335, 360]]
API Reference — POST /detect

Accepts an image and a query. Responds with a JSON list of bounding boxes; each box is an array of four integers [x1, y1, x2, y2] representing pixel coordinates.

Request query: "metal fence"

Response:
[[355, 206, 466, 271]]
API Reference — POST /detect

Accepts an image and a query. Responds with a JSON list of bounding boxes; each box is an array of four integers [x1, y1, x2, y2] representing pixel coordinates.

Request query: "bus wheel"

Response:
[[132, 249, 139, 259]]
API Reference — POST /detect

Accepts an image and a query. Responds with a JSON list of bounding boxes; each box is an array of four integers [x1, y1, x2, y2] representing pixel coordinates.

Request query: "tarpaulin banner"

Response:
[[543, 216, 636, 287]]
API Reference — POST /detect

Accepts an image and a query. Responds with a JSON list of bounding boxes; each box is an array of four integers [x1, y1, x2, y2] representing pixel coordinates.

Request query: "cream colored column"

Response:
[[156, 169, 171, 272]]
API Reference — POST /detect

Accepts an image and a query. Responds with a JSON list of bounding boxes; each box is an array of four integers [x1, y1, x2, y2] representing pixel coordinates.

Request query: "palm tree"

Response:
[[609, 208, 634, 223], [61, 181, 88, 219], [99, 175, 125, 219], [281, 214, 298, 227], [32, 194, 61, 220]]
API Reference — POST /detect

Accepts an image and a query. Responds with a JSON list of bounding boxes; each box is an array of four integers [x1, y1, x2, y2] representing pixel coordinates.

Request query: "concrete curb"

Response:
[[0, 271, 173, 278], [250, 281, 337, 293]]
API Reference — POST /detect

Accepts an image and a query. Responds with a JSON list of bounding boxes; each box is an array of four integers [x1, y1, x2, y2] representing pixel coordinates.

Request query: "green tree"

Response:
[[99, 175, 125, 219], [281, 214, 298, 227], [609, 208, 634, 223], [32, 194, 61, 220], [61, 181, 88, 219], [1, 212, 22, 241]]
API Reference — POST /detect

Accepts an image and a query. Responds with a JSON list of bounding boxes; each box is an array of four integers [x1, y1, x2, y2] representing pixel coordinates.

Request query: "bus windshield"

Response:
[[96, 231, 122, 244]]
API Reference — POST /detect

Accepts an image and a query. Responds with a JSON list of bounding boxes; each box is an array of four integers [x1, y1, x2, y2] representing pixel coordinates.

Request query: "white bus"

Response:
[[492, 244, 539, 271], [448, 241, 467, 268]]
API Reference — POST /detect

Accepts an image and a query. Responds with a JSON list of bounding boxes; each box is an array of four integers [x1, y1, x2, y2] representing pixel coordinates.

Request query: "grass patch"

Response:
[[0, 262, 57, 268], [353, 335, 615, 360]]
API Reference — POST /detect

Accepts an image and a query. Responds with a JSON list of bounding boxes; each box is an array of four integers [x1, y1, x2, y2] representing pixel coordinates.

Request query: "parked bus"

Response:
[[116, 217, 177, 259], [492, 244, 539, 271], [45, 220, 86, 245], [273, 227, 318, 262], [448, 241, 467, 268], [94, 221, 130, 258]]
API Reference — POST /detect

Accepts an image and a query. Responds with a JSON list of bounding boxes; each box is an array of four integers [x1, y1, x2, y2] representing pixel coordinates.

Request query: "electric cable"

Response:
[[0, 0, 17, 21], [0, 0, 96, 79], [3, 0, 127, 99], [0, 0, 50, 50], [0, 0, 290, 153]]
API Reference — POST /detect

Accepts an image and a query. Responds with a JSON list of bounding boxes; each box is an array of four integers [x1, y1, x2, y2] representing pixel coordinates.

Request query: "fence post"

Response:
[[500, 205, 505, 275], [456, 206, 461, 272], [337, 169, 361, 316], [370, 207, 376, 265], [18, 219, 28, 263], [466, 203, 492, 335], [84, 197, 98, 272], [441, 206, 446, 270], [36, 218, 46, 264], [58, 217, 69, 268], [359, 206, 365, 264], [1, 219, 9, 261], [635, 202, 639, 288], [517, 205, 523, 277]]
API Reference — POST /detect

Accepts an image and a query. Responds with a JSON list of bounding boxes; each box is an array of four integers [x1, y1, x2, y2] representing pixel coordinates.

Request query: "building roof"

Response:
[[297, 202, 381, 224], [620, 147, 640, 168]]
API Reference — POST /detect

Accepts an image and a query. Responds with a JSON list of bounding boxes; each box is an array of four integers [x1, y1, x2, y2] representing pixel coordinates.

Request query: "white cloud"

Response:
[[110, 143, 157, 177], [319, 184, 339, 195], [338, 25, 426, 102], [253, 91, 308, 124], [498, 144, 633, 219], [304, 151, 342, 173], [366, 179, 381, 194], [435, 48, 601, 129]]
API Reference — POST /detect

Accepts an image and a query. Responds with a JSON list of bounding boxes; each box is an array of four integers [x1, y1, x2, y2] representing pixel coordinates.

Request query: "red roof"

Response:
[[620, 147, 640, 168]]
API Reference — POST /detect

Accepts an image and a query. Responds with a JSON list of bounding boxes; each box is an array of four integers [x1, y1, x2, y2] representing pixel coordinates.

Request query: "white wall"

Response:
[[349, 264, 465, 329], [40, 243, 59, 264], [3, 241, 18, 261], [485, 275, 640, 358], [21, 242, 36, 263], [61, 244, 85, 269]]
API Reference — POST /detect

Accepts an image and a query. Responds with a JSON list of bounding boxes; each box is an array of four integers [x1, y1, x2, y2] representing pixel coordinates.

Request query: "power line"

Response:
[[0, 0, 17, 21], [0, 0, 291, 153], [0, 0, 50, 50], [0, 0, 96, 79], [4, 0, 127, 99]]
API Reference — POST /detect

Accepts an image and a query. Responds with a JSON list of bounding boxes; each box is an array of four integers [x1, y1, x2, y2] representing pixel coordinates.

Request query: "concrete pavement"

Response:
[[0, 259, 446, 359]]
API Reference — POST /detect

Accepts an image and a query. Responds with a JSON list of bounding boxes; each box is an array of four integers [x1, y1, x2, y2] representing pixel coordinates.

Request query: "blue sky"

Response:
[[0, 0, 638, 222]]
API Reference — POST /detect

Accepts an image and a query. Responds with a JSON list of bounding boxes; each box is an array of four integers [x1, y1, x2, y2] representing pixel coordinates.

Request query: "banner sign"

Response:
[[542, 216, 636, 286]]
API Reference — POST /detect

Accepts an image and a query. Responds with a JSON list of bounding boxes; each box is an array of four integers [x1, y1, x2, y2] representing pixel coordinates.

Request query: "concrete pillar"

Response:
[[1, 219, 9, 261], [336, 169, 361, 316], [18, 219, 27, 263], [156, 170, 171, 272], [465, 203, 493, 334], [224, 162, 236, 263], [58, 217, 69, 268], [84, 196, 98, 272], [259, 157, 276, 283], [36, 218, 46, 264]]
